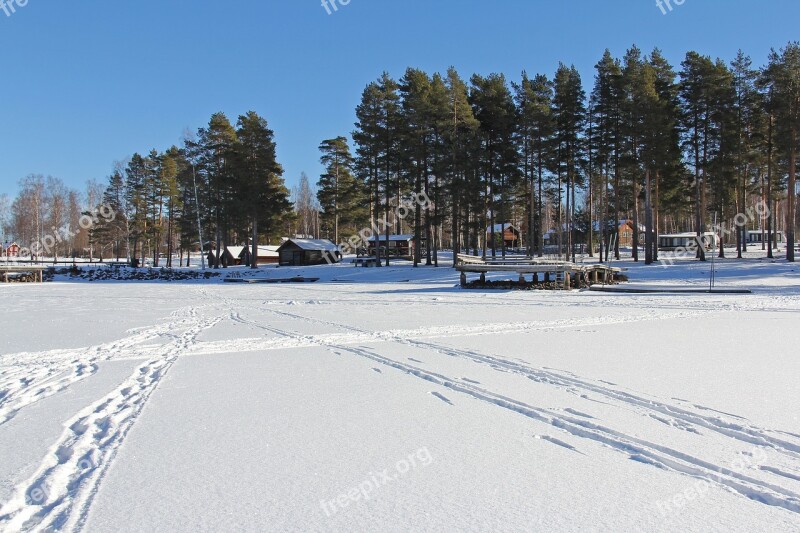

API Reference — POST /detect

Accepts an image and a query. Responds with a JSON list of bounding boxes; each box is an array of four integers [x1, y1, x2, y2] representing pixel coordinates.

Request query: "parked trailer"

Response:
[[746, 230, 784, 244]]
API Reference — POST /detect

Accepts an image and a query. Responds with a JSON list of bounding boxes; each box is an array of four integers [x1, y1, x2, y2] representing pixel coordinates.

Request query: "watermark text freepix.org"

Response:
[[320, 447, 433, 517], [656, 0, 686, 15], [655, 447, 768, 516], [325, 191, 432, 263], [18, 204, 116, 259], [321, 0, 351, 16], [659, 200, 770, 267], [1, 0, 29, 18]]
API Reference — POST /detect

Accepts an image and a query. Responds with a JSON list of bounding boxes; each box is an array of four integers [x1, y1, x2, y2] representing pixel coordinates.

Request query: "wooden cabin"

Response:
[[277, 239, 341, 266], [591, 220, 645, 247], [207, 247, 238, 267], [486, 224, 521, 249]]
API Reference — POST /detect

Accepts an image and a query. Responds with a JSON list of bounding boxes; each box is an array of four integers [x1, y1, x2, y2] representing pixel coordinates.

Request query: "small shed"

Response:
[[277, 239, 341, 266], [207, 247, 238, 268], [367, 234, 421, 258]]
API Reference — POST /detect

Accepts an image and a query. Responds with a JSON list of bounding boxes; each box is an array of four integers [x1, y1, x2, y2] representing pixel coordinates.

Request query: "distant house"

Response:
[[486, 224, 521, 248], [591, 220, 647, 248], [2, 242, 20, 258], [277, 239, 341, 266], [367, 234, 421, 258]]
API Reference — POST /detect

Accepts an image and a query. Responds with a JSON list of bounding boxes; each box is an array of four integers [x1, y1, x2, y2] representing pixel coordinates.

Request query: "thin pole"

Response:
[[192, 164, 206, 270]]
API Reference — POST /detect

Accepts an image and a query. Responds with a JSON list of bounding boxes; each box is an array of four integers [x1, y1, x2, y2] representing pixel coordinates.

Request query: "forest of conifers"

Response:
[[3, 43, 799, 266]]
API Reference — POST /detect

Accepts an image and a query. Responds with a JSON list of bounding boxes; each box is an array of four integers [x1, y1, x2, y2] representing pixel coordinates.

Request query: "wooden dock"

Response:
[[0, 265, 47, 283], [455, 255, 622, 289]]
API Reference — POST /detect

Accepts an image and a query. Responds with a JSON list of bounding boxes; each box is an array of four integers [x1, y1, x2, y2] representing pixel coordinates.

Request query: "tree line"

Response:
[[1, 175, 105, 259], [4, 44, 799, 267], [4, 111, 296, 266], [97, 111, 294, 267], [315, 43, 800, 265]]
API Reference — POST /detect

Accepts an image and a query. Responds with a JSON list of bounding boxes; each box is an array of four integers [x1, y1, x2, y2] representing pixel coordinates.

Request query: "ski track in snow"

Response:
[[331, 342, 800, 515], [0, 293, 223, 532], [238, 299, 800, 516], [183, 308, 711, 357]]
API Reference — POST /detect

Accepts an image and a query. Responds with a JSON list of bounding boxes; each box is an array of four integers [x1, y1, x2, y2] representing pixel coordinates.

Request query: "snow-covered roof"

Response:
[[660, 232, 718, 238], [367, 234, 415, 242], [257, 246, 279, 256], [226, 246, 246, 258], [280, 239, 339, 252], [234, 245, 280, 257]]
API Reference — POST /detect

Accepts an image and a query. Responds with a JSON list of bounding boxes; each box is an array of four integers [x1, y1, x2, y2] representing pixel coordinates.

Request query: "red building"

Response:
[[2, 242, 20, 258]]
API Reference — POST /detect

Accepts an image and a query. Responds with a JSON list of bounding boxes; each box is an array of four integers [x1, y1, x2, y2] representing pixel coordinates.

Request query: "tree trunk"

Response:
[[645, 170, 653, 265], [787, 132, 796, 262], [251, 215, 259, 270]]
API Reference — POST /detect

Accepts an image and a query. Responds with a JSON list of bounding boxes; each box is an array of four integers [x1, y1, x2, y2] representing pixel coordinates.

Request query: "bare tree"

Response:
[[293, 172, 320, 238]]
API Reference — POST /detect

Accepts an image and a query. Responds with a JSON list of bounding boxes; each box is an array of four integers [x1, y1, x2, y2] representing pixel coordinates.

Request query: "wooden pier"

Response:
[[0, 265, 47, 283], [455, 255, 622, 289]]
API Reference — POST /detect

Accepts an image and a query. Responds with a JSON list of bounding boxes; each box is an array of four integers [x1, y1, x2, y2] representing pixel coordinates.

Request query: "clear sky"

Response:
[[0, 0, 798, 198]]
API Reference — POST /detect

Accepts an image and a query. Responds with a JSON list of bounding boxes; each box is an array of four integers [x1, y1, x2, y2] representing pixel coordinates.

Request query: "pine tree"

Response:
[[399, 68, 434, 266], [353, 74, 402, 266], [470, 73, 518, 258], [763, 42, 800, 262], [354, 82, 386, 263], [552, 63, 586, 262], [514, 72, 555, 257], [591, 50, 624, 261], [318, 136, 359, 244], [648, 49, 683, 263], [194, 113, 238, 267], [234, 111, 290, 267], [444, 67, 480, 257], [680, 52, 717, 261]]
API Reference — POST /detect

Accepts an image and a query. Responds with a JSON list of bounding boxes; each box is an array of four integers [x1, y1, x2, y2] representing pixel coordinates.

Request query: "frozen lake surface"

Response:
[[1, 254, 799, 532]]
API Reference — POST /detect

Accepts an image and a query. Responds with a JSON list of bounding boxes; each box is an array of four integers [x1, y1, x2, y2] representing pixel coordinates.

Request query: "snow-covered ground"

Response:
[[1, 251, 799, 532]]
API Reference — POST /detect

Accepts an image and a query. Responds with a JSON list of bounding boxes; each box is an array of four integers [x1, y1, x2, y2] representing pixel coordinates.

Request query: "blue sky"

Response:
[[0, 0, 798, 198]]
